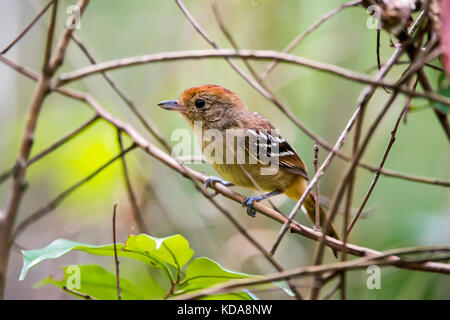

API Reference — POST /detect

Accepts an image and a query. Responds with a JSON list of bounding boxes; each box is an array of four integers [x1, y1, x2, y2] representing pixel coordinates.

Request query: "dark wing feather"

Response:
[[244, 128, 309, 180]]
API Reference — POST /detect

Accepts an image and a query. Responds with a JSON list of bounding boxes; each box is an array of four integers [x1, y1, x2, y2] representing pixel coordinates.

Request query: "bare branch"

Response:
[[0, 116, 99, 185], [0, 0, 57, 55], [117, 130, 149, 234], [346, 76, 418, 236], [313, 142, 320, 231], [112, 203, 122, 300], [55, 49, 450, 106], [71, 33, 172, 152], [261, 0, 362, 78], [13, 144, 136, 239], [63, 286, 97, 300]]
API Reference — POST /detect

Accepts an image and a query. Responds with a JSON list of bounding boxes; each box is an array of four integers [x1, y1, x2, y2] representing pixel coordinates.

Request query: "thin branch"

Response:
[[0, 116, 99, 185], [70, 33, 172, 152], [321, 279, 342, 300], [313, 92, 399, 272], [376, 29, 382, 72], [13, 144, 136, 239], [112, 203, 122, 300], [0, 0, 57, 55], [42, 0, 58, 74], [309, 25, 432, 293], [346, 77, 418, 236], [63, 286, 97, 300], [54, 49, 450, 106], [261, 0, 362, 79], [117, 130, 149, 234], [270, 105, 362, 255], [398, 28, 450, 141], [47, 0, 90, 73], [313, 142, 320, 231], [365, 61, 445, 73]]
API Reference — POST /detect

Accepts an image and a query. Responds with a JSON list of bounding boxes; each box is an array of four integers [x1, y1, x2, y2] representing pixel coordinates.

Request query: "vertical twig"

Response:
[[346, 76, 418, 236], [112, 203, 122, 300], [313, 142, 320, 231], [312, 92, 400, 279], [116, 130, 149, 234], [376, 28, 382, 71], [307, 18, 428, 298]]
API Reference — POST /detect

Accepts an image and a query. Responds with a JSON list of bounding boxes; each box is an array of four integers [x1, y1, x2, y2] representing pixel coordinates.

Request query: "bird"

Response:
[[157, 84, 339, 248]]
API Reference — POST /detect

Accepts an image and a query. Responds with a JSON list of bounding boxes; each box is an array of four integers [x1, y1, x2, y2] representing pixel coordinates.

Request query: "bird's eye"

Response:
[[195, 99, 206, 108]]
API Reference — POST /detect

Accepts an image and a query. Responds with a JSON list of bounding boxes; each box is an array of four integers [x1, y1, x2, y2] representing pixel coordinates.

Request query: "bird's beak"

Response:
[[157, 99, 183, 111]]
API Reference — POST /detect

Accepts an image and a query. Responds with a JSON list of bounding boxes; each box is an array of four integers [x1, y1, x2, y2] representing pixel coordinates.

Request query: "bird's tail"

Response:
[[284, 177, 339, 258]]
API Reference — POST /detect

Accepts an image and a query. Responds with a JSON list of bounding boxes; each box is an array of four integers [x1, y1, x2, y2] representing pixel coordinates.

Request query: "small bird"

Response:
[[158, 84, 339, 244]]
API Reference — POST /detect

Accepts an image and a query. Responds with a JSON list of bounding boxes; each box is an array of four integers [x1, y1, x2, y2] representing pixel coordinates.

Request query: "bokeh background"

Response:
[[0, 0, 448, 299]]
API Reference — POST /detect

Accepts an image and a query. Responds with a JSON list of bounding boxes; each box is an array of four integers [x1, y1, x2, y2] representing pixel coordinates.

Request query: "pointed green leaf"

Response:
[[124, 234, 194, 271], [180, 257, 253, 288], [177, 257, 293, 298], [35, 264, 156, 300], [20, 234, 193, 282], [175, 257, 255, 299]]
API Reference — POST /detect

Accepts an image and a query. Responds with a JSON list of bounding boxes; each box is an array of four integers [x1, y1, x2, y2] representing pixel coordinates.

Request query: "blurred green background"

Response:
[[0, 0, 448, 299]]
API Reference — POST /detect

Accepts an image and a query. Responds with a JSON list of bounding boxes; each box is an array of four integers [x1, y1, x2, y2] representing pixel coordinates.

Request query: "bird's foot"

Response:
[[241, 190, 282, 217], [203, 176, 233, 196], [241, 195, 265, 217]]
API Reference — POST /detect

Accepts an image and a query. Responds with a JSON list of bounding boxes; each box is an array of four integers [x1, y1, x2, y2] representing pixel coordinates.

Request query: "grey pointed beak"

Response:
[[157, 99, 182, 111]]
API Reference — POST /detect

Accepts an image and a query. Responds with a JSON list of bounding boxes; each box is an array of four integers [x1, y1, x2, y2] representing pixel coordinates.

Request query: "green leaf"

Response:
[[124, 234, 194, 272], [433, 84, 450, 115], [20, 234, 193, 282], [180, 257, 253, 288], [20, 238, 100, 281], [35, 264, 153, 300], [175, 257, 256, 299], [177, 257, 293, 299], [20, 234, 290, 300]]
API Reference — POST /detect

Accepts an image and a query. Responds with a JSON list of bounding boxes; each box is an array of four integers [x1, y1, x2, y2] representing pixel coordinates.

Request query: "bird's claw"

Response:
[[241, 196, 257, 217], [203, 176, 232, 196]]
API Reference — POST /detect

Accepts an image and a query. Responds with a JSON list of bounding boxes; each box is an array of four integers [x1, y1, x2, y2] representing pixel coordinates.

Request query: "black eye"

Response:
[[195, 99, 206, 108]]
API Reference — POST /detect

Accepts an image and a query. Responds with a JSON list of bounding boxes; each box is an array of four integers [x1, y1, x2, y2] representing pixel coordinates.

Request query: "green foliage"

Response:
[[20, 234, 289, 300], [433, 73, 450, 114], [433, 85, 450, 114], [34, 265, 150, 300]]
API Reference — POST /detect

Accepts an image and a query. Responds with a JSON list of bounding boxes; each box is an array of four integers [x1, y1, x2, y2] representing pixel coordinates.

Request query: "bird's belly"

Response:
[[202, 135, 296, 192]]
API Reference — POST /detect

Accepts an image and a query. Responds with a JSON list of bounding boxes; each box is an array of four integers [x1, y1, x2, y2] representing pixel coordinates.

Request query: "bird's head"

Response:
[[157, 84, 245, 129]]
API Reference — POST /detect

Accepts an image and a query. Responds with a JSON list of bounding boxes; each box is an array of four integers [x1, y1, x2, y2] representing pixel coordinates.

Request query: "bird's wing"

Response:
[[244, 128, 309, 180]]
